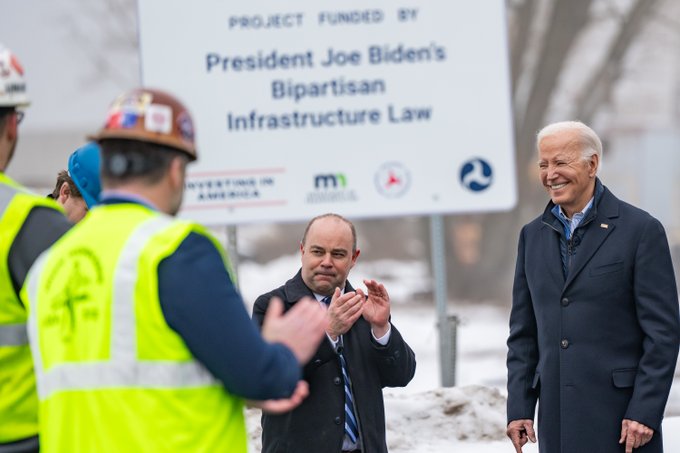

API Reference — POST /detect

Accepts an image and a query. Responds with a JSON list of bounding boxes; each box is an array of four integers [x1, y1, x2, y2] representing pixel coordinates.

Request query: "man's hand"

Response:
[[261, 297, 327, 364], [361, 279, 391, 337], [620, 419, 654, 452], [247, 380, 309, 414], [506, 419, 536, 453], [326, 287, 364, 340]]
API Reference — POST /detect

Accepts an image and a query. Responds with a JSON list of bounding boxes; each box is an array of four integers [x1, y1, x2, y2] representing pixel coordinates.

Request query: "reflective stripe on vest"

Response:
[[0, 184, 18, 210], [26, 215, 217, 400], [0, 323, 28, 346], [0, 180, 23, 344], [0, 174, 64, 443]]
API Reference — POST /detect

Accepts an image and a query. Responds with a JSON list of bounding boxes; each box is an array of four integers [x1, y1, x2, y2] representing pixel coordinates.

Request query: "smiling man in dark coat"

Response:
[[506, 121, 680, 453], [253, 213, 416, 453]]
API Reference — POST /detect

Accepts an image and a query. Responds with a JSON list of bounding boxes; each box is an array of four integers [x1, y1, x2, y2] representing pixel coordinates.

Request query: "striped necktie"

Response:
[[322, 296, 360, 443]]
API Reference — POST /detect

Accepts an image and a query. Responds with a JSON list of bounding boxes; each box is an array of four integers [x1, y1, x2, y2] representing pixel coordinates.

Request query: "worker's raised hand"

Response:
[[325, 287, 364, 340], [262, 297, 326, 365], [247, 380, 310, 414]]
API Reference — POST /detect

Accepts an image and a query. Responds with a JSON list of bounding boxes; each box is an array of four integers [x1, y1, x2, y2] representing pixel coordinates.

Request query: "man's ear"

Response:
[[589, 153, 600, 177], [351, 249, 361, 265], [5, 113, 18, 142], [58, 182, 71, 203], [168, 156, 186, 190]]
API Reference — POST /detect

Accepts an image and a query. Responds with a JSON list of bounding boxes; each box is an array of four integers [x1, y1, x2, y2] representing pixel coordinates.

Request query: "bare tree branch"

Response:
[[62, 0, 139, 87], [517, 0, 593, 164], [509, 0, 538, 96], [573, 0, 659, 124]]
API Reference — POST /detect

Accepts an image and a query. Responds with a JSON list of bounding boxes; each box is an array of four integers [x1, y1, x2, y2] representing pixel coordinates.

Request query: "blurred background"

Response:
[[3, 0, 680, 305]]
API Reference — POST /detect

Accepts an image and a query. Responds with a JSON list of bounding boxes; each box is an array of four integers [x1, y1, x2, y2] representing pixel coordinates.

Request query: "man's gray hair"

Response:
[[536, 121, 603, 161]]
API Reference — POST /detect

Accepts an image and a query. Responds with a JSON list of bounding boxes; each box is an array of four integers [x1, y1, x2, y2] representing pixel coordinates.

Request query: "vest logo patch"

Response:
[[42, 248, 103, 342]]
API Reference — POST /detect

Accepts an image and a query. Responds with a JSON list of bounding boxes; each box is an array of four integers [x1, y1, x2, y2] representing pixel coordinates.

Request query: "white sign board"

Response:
[[138, 0, 516, 225]]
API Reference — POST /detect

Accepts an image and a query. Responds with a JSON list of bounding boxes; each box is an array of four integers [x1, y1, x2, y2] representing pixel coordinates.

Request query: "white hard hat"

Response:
[[0, 44, 29, 108]]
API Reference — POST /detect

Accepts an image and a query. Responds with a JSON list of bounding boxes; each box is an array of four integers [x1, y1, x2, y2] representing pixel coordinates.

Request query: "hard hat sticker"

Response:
[[120, 112, 139, 128], [145, 103, 173, 134], [110, 91, 153, 115], [10, 53, 24, 76], [0, 58, 10, 78], [104, 110, 138, 130], [104, 111, 122, 129], [177, 111, 194, 142]]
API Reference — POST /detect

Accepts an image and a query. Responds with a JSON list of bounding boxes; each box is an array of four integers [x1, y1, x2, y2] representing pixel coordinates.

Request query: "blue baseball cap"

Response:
[[68, 142, 102, 208]]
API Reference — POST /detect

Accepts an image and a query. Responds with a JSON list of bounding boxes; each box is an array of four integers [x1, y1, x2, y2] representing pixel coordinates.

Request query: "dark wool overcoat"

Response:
[[507, 182, 680, 453], [253, 270, 416, 453]]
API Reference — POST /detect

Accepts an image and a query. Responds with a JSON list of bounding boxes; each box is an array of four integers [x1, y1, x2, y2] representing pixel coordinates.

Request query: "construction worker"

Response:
[[48, 142, 102, 222], [21, 88, 327, 452], [0, 44, 70, 453]]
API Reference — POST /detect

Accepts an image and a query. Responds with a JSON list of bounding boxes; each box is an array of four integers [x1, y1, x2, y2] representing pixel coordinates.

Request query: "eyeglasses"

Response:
[[15, 110, 24, 125]]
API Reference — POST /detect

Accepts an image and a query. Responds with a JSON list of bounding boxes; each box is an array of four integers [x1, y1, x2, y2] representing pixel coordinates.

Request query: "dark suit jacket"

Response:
[[507, 181, 680, 453], [252, 270, 416, 453]]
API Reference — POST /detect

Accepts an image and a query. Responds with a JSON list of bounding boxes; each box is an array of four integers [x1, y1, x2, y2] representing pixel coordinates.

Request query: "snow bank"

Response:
[[385, 386, 506, 448], [247, 385, 509, 452]]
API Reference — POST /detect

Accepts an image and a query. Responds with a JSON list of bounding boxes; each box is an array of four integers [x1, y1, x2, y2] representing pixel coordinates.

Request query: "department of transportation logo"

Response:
[[306, 172, 357, 203], [460, 158, 493, 192], [374, 162, 410, 198]]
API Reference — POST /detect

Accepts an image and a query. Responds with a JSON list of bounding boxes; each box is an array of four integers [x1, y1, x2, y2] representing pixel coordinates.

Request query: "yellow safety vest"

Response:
[[0, 173, 63, 443], [22, 203, 245, 453]]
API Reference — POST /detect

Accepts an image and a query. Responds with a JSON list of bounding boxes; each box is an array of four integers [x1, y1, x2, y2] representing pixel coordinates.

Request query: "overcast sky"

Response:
[[2, 0, 140, 133]]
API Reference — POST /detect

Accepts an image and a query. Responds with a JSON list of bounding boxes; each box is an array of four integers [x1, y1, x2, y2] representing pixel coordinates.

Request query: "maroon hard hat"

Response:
[[91, 88, 196, 160]]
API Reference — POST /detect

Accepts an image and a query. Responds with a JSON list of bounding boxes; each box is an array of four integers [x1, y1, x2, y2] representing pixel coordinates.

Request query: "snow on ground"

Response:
[[240, 255, 680, 452]]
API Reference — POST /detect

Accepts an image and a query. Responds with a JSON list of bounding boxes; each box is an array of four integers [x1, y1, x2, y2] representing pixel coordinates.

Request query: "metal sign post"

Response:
[[430, 214, 457, 386], [226, 225, 240, 289]]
